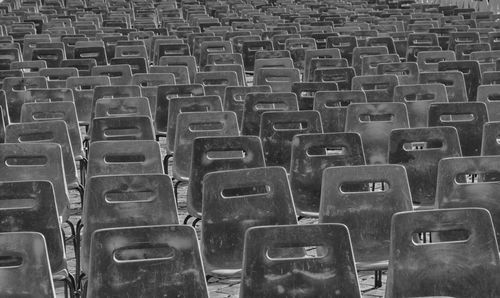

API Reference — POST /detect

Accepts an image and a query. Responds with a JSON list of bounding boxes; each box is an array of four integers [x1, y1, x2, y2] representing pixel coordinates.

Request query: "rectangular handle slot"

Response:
[[439, 113, 475, 122], [412, 229, 470, 245], [104, 154, 146, 163], [18, 132, 54, 142], [206, 150, 246, 160], [455, 172, 500, 184], [105, 190, 154, 203], [359, 114, 394, 122], [103, 127, 141, 137], [188, 121, 224, 132], [403, 140, 443, 151], [221, 184, 270, 198], [5, 156, 48, 166], [0, 255, 23, 268], [266, 245, 323, 260], [273, 121, 309, 131], [32, 111, 65, 120], [307, 146, 347, 156], [114, 245, 175, 262], [340, 181, 390, 193], [403, 93, 436, 101]]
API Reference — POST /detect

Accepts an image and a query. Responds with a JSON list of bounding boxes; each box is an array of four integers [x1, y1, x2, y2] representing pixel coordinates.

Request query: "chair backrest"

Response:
[[89, 116, 155, 142], [173, 111, 239, 181], [0, 143, 70, 220], [5, 120, 78, 188], [352, 46, 388, 75], [223, 85, 272, 128], [346, 103, 409, 164], [254, 67, 300, 92], [361, 54, 399, 76], [260, 110, 323, 172], [313, 67, 355, 91], [87, 225, 208, 298], [2, 76, 47, 122], [291, 82, 338, 110], [81, 174, 179, 274], [87, 140, 163, 179], [187, 135, 265, 218], [313, 90, 367, 133], [201, 166, 298, 275], [477, 85, 500, 121], [303, 48, 341, 82], [94, 97, 152, 119], [66, 75, 111, 126], [438, 60, 482, 101], [417, 50, 456, 72], [386, 208, 500, 298], [0, 106, 4, 143], [482, 121, 500, 156], [377, 62, 419, 85], [389, 127, 462, 208], [351, 74, 399, 102], [92, 85, 142, 122], [319, 164, 413, 269], [428, 102, 489, 156], [0, 232, 55, 298], [91, 64, 133, 86], [326, 35, 357, 64], [436, 156, 500, 244], [290, 132, 365, 217], [0, 181, 65, 273], [240, 224, 361, 298], [241, 92, 299, 136], [194, 70, 239, 98], [419, 71, 467, 103]]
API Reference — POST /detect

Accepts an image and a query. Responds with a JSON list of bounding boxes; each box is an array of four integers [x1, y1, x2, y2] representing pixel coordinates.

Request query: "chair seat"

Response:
[[356, 260, 388, 272]]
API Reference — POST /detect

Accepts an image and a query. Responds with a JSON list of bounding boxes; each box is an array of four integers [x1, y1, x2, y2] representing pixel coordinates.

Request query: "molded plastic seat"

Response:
[[155, 84, 205, 137], [187, 135, 266, 219], [254, 67, 300, 92], [31, 47, 64, 68], [428, 102, 488, 156], [0, 181, 66, 274], [201, 166, 298, 276], [361, 54, 399, 76], [419, 71, 467, 103], [290, 132, 365, 217], [20, 101, 84, 161], [477, 85, 500, 121], [223, 86, 271, 128], [89, 116, 155, 142], [66, 76, 111, 127], [346, 103, 409, 164], [91, 85, 142, 122], [438, 60, 481, 101], [291, 82, 338, 110], [173, 111, 239, 181], [306, 58, 348, 83], [204, 64, 246, 87], [241, 92, 298, 136], [416, 50, 456, 72], [352, 46, 388, 76], [448, 31, 481, 51], [93, 97, 152, 119], [436, 156, 500, 245], [0, 232, 56, 298], [194, 71, 239, 98], [242, 40, 273, 71], [471, 50, 500, 74], [91, 64, 133, 86], [87, 225, 208, 298], [6, 120, 79, 188], [240, 224, 362, 298], [2, 76, 47, 122], [393, 83, 448, 128], [326, 36, 358, 64], [389, 127, 462, 208], [351, 74, 399, 102], [313, 90, 367, 133], [86, 140, 163, 179], [166, 95, 222, 155], [482, 121, 500, 156], [0, 143, 70, 220], [303, 48, 341, 82], [260, 110, 323, 172], [61, 59, 97, 76], [159, 55, 197, 83], [81, 174, 179, 274], [320, 164, 413, 271], [385, 208, 500, 298], [284, 38, 317, 70], [377, 62, 419, 85], [40, 67, 78, 88]]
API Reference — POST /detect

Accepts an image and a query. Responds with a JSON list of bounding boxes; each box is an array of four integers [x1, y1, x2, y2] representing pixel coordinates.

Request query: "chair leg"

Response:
[[62, 272, 76, 298], [79, 158, 87, 186], [192, 217, 201, 227], [163, 154, 172, 175], [173, 179, 183, 202], [75, 219, 83, 289], [374, 270, 382, 288], [183, 214, 193, 225], [76, 184, 84, 206]]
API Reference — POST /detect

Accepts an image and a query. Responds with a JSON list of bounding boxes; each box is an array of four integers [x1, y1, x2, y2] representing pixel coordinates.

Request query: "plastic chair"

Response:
[[326, 36, 358, 64], [242, 40, 273, 71], [306, 58, 348, 83], [419, 71, 467, 103], [2, 76, 47, 122], [428, 102, 488, 156], [376, 62, 419, 85], [290, 132, 365, 217], [416, 50, 456, 72], [91, 64, 133, 86], [166, 95, 222, 158], [351, 74, 399, 102], [81, 174, 179, 275], [0, 232, 56, 298], [393, 83, 448, 128], [240, 224, 362, 298], [159, 55, 197, 83], [155, 84, 205, 138], [40, 67, 78, 88], [385, 208, 500, 298], [93, 97, 152, 119], [320, 164, 413, 287], [91, 85, 142, 122], [303, 48, 341, 82], [482, 121, 500, 156], [389, 127, 462, 209], [438, 60, 482, 101], [61, 59, 97, 76], [260, 110, 323, 172], [194, 71, 239, 98], [291, 82, 338, 110], [284, 38, 317, 70], [254, 67, 300, 92], [89, 116, 155, 142], [0, 143, 70, 221], [471, 50, 500, 74], [361, 54, 399, 76], [201, 166, 298, 276], [346, 103, 409, 164], [241, 92, 298, 136], [223, 85, 272, 128], [0, 181, 74, 296], [86, 225, 208, 298], [313, 90, 367, 133], [86, 140, 163, 179], [173, 111, 239, 179], [186, 135, 265, 222], [352, 46, 388, 76], [476, 85, 500, 121]]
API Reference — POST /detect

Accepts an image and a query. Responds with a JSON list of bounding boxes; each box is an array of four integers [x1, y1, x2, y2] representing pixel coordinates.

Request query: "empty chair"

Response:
[[81, 174, 179, 275], [307, 58, 348, 83], [477, 85, 500, 121], [87, 225, 208, 297], [291, 82, 338, 110], [313, 91, 367, 133], [241, 92, 299, 136], [417, 50, 456, 72], [172, 111, 239, 182], [428, 102, 488, 156], [40, 67, 78, 89], [91, 85, 142, 122], [351, 74, 399, 102], [240, 224, 362, 298], [86, 140, 163, 179], [320, 164, 413, 287], [389, 127, 462, 208], [0, 232, 56, 298], [254, 67, 300, 92], [377, 62, 419, 85], [303, 48, 341, 82], [290, 132, 365, 217], [482, 121, 500, 156], [393, 84, 448, 128], [419, 71, 467, 103], [0, 143, 70, 220], [201, 167, 298, 276], [224, 86, 272, 128], [89, 116, 155, 142], [438, 60, 482, 101], [361, 54, 399, 76], [471, 50, 500, 73], [2, 76, 47, 122], [346, 103, 409, 164], [386, 208, 500, 298], [352, 46, 388, 76], [91, 64, 133, 86], [436, 156, 500, 245], [195, 71, 239, 98], [93, 97, 152, 119], [260, 110, 323, 172], [313, 67, 355, 91], [326, 36, 357, 64]]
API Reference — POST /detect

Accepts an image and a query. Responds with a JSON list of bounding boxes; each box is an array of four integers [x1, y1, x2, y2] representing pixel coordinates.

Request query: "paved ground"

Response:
[[56, 135, 386, 297]]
